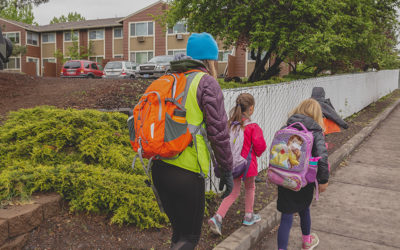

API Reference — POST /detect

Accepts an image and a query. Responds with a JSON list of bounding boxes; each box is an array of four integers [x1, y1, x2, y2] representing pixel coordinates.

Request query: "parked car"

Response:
[[61, 60, 104, 78], [137, 55, 174, 79], [103, 61, 137, 79]]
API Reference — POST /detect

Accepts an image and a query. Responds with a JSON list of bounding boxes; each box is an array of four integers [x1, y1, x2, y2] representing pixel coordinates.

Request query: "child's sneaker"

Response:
[[208, 216, 222, 235], [302, 232, 319, 250], [242, 213, 261, 226]]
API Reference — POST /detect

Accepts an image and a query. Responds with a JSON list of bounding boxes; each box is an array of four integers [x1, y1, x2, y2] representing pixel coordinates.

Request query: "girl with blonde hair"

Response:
[[276, 98, 329, 250]]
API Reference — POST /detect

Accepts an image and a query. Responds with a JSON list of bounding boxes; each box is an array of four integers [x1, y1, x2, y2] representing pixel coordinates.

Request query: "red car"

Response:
[[61, 60, 104, 78]]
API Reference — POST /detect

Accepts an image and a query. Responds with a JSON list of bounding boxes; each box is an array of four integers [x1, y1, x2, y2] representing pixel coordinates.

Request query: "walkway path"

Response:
[[255, 106, 400, 249]]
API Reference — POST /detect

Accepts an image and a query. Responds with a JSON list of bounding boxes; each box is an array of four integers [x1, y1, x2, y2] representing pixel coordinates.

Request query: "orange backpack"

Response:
[[128, 70, 203, 160]]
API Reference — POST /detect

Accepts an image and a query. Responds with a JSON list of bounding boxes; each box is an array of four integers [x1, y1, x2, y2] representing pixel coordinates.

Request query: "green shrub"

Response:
[[0, 161, 168, 228], [0, 106, 167, 228], [0, 106, 135, 173]]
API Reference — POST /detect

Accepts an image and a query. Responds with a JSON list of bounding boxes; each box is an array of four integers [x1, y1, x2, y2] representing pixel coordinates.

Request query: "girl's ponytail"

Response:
[[228, 93, 255, 128]]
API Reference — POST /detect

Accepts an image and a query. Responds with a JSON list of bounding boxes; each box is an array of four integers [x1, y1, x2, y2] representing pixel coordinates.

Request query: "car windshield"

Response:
[[148, 56, 174, 64], [64, 61, 81, 69], [105, 61, 123, 70]]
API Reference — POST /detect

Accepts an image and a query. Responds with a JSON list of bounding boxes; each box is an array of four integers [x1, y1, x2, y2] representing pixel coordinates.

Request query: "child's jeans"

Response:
[[277, 206, 311, 250], [216, 176, 256, 218]]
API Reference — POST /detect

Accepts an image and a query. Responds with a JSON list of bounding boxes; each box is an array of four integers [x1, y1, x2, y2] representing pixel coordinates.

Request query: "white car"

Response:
[[103, 61, 137, 79]]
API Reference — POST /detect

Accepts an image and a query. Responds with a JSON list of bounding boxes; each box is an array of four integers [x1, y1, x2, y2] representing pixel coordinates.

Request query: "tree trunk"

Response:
[[288, 62, 297, 74], [263, 57, 283, 80]]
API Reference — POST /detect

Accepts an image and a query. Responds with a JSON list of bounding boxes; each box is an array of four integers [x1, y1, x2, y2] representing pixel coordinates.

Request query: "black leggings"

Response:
[[152, 160, 205, 249]]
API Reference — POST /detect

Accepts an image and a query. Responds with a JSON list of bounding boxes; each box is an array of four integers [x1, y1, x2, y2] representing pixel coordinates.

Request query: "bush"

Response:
[[0, 106, 135, 173], [0, 161, 168, 228], [0, 106, 167, 228]]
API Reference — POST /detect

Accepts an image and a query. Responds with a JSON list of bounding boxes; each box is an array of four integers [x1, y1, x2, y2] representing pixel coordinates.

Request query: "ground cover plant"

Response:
[[0, 106, 169, 229]]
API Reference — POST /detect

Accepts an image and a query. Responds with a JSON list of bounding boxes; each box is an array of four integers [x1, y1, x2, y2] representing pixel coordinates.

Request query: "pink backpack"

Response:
[[215, 120, 253, 179], [267, 122, 321, 198]]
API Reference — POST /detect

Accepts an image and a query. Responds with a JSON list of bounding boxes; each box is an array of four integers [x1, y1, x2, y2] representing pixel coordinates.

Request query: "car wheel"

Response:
[[87, 74, 94, 79]]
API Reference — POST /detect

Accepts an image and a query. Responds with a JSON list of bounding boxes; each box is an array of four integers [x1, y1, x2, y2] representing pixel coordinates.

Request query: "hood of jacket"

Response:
[[170, 54, 208, 73], [287, 114, 323, 132], [311, 87, 325, 100]]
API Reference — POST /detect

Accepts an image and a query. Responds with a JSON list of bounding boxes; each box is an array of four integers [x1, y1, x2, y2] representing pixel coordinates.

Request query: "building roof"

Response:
[[38, 17, 123, 32], [0, 17, 123, 33], [0, 18, 39, 32], [118, 0, 165, 22]]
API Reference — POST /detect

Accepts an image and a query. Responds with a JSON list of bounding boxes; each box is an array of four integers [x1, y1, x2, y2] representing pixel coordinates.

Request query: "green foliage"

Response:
[[54, 32, 94, 62], [0, 106, 166, 228], [11, 44, 26, 57], [0, 106, 135, 172], [0, 0, 37, 24], [164, 0, 400, 81], [50, 12, 86, 24], [0, 162, 168, 228], [218, 73, 313, 89]]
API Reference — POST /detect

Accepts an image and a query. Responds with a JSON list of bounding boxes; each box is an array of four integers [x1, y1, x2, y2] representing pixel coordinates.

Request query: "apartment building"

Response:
[[0, 1, 288, 77]]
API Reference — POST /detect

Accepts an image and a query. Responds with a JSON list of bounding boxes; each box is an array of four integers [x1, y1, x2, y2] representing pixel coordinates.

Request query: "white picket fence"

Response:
[[206, 69, 400, 191]]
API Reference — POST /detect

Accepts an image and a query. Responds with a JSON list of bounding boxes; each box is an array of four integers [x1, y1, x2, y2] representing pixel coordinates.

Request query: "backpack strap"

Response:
[[287, 122, 309, 132]]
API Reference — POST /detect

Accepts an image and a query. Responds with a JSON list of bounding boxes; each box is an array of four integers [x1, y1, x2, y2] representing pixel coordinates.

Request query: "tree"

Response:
[[163, 0, 400, 82], [0, 0, 48, 12], [50, 12, 86, 24], [54, 31, 93, 63], [0, 0, 38, 24]]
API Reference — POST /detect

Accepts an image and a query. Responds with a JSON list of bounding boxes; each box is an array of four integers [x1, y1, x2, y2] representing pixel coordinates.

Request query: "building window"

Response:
[[114, 28, 123, 38], [89, 30, 104, 40], [114, 55, 123, 59], [42, 58, 56, 64], [167, 50, 186, 56], [4, 57, 20, 69], [130, 22, 153, 36], [27, 31, 39, 46], [168, 21, 188, 34], [89, 56, 104, 64], [64, 31, 79, 41], [5, 32, 20, 44], [218, 50, 232, 62], [42, 33, 55, 43], [130, 51, 153, 64], [247, 50, 267, 61]]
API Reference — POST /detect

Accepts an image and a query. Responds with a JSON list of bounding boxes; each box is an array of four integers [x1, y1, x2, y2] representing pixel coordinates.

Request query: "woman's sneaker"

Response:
[[208, 216, 222, 235], [242, 213, 261, 226], [302, 233, 319, 250]]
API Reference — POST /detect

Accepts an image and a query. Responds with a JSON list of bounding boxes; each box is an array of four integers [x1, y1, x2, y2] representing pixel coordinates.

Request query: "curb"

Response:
[[213, 97, 400, 250]]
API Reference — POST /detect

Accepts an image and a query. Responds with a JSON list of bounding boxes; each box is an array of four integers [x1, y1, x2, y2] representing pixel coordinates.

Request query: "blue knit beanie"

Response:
[[186, 32, 218, 60]]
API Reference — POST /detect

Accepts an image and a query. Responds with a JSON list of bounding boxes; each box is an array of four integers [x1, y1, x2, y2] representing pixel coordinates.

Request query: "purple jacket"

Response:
[[170, 56, 233, 172]]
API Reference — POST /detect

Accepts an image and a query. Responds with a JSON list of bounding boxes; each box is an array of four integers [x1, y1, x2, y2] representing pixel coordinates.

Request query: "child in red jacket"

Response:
[[208, 93, 267, 235]]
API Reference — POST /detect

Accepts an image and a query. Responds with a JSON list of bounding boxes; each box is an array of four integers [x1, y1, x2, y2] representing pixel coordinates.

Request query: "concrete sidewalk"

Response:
[[214, 98, 400, 250], [255, 105, 400, 249]]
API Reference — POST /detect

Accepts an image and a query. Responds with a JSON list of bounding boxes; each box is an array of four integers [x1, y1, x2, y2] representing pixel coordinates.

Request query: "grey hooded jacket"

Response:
[[311, 87, 349, 129]]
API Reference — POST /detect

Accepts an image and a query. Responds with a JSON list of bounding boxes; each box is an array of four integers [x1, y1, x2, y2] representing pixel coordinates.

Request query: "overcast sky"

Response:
[[33, 0, 159, 25]]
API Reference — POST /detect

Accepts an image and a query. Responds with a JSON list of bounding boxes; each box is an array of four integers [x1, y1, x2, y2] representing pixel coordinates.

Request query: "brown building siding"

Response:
[[80, 30, 88, 59], [105, 27, 113, 59], [122, 1, 167, 58], [122, 23, 129, 59], [42, 43, 56, 58], [0, 20, 25, 73], [113, 39, 123, 56], [56, 32, 64, 76], [167, 34, 189, 50], [234, 46, 247, 77]]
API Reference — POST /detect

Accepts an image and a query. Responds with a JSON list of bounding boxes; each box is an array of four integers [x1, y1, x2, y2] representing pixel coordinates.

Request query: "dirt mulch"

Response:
[[1, 72, 399, 249], [0, 72, 149, 120]]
